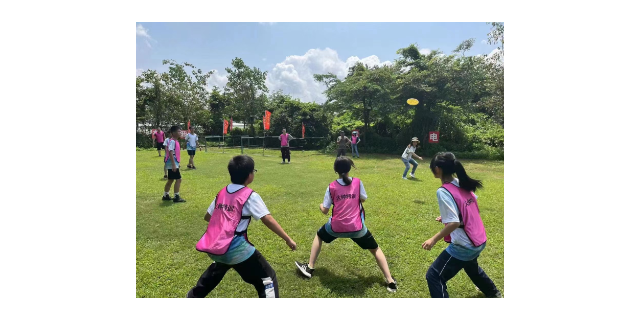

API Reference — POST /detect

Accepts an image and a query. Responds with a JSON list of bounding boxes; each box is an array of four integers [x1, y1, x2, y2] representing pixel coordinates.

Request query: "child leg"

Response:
[[187, 262, 231, 298], [410, 158, 419, 174], [174, 178, 181, 194], [164, 179, 173, 192], [233, 250, 279, 298], [402, 160, 411, 177], [308, 234, 323, 268], [463, 258, 501, 297], [368, 247, 394, 283], [425, 249, 465, 298]]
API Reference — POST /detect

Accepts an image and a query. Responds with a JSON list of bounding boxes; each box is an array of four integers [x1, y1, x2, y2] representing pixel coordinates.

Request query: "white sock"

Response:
[[164, 192, 169, 196], [174, 192, 179, 197]]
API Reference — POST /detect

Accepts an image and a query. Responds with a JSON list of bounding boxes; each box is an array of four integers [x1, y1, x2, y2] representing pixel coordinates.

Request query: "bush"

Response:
[[136, 132, 154, 149]]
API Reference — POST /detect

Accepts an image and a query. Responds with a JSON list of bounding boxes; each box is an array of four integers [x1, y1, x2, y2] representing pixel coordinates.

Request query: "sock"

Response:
[[164, 192, 169, 196], [174, 192, 179, 197]]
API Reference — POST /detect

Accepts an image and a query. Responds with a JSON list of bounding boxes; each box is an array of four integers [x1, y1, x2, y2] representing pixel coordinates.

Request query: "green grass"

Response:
[[136, 148, 504, 298]]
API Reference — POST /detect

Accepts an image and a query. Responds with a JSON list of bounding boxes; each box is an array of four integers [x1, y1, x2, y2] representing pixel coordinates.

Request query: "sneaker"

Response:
[[192, 166, 196, 170], [281, 161, 285, 164], [402, 176, 408, 180], [488, 291, 502, 298], [387, 278, 398, 293], [295, 261, 314, 278], [163, 175, 168, 179], [162, 194, 172, 201], [410, 173, 415, 178], [173, 195, 186, 203]]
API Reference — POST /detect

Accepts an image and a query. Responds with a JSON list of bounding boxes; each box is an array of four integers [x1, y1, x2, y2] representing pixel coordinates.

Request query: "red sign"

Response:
[[179, 130, 188, 139], [223, 120, 229, 134], [264, 110, 271, 130], [428, 131, 440, 143]]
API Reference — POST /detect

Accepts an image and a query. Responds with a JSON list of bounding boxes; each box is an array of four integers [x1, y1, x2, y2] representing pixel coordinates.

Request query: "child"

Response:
[[421, 152, 502, 298], [336, 131, 350, 157], [278, 128, 295, 164], [401, 137, 423, 180], [295, 156, 398, 292], [351, 131, 360, 158], [186, 128, 199, 169], [188, 155, 297, 298], [152, 127, 165, 157], [162, 126, 186, 203]]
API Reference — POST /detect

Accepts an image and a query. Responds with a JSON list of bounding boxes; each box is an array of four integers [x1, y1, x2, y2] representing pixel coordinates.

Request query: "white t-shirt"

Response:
[[437, 178, 478, 248], [322, 178, 368, 209], [186, 133, 198, 148], [401, 145, 416, 160], [207, 184, 271, 233]]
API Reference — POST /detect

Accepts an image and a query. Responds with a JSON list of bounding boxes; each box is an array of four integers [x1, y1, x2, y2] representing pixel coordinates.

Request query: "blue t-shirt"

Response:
[[207, 235, 256, 265]]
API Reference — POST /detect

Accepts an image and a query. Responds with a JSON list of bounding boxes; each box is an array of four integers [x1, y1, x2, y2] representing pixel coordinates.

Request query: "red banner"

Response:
[[229, 117, 233, 132], [264, 110, 271, 130], [224, 120, 229, 134], [179, 130, 188, 139], [428, 131, 440, 143], [302, 123, 305, 139], [187, 120, 191, 133]]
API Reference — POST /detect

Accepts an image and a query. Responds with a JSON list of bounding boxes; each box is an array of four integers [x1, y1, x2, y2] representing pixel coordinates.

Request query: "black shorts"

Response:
[[156, 142, 164, 150], [188, 150, 196, 156], [167, 168, 181, 180], [316, 226, 378, 250]]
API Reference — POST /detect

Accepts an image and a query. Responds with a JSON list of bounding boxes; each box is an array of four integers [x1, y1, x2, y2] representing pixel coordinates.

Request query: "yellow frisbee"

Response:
[[407, 98, 419, 105]]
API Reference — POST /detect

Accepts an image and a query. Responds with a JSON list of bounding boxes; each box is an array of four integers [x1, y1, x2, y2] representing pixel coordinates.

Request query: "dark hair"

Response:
[[430, 152, 483, 192], [334, 156, 356, 185], [228, 155, 255, 184], [169, 126, 180, 133]]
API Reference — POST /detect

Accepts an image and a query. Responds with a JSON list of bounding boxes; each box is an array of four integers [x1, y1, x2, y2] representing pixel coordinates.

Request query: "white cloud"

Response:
[[258, 22, 277, 25], [136, 24, 154, 48], [265, 48, 392, 103], [419, 48, 431, 55], [208, 69, 229, 89]]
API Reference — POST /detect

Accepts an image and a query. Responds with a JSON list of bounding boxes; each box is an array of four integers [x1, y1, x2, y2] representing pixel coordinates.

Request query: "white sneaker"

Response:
[[402, 176, 408, 180], [410, 173, 415, 178]]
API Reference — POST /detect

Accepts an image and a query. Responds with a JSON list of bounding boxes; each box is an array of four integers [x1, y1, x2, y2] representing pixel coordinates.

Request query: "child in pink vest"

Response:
[[162, 126, 186, 203], [295, 156, 398, 292], [187, 155, 297, 298], [422, 152, 501, 298], [279, 128, 295, 164]]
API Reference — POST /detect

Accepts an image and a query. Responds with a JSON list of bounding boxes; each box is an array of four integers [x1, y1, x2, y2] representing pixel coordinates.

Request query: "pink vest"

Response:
[[351, 136, 357, 144], [164, 139, 181, 163], [280, 134, 289, 146], [155, 131, 165, 142], [329, 177, 363, 233], [441, 183, 487, 247], [196, 186, 254, 255]]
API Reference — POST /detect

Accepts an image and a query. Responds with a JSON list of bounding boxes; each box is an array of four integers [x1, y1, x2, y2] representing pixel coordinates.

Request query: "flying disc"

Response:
[[407, 98, 419, 105]]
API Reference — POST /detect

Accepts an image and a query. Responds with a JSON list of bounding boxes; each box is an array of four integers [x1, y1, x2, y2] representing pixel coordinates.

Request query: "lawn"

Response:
[[136, 148, 504, 298]]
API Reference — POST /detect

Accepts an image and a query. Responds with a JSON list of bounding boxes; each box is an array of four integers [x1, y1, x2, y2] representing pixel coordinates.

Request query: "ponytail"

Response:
[[453, 159, 483, 192], [340, 172, 352, 185]]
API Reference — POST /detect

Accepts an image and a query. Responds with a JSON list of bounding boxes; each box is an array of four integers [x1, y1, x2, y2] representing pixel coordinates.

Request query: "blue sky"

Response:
[[136, 22, 499, 103]]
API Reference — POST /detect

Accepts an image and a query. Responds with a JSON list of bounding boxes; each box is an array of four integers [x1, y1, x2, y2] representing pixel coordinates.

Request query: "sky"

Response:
[[136, 22, 499, 103]]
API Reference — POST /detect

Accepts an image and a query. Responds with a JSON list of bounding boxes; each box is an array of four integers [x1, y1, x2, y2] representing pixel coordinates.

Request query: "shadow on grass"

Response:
[[408, 178, 423, 183], [413, 200, 426, 204], [311, 267, 382, 297], [159, 201, 174, 207]]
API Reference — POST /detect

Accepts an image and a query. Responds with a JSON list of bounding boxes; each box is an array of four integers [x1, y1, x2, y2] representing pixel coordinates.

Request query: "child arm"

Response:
[[319, 203, 330, 214], [260, 215, 297, 250]]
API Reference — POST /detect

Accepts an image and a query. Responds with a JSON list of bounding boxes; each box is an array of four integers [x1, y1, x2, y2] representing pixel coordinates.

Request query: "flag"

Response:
[[229, 117, 233, 132], [187, 120, 191, 133], [302, 122, 305, 139], [264, 110, 271, 130], [224, 120, 229, 134]]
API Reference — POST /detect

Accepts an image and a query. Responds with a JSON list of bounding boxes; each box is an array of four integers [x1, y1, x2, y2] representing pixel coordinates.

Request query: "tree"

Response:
[[224, 58, 268, 133]]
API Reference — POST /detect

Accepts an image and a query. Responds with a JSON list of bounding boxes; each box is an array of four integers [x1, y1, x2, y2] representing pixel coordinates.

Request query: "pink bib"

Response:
[[196, 186, 254, 255], [351, 136, 357, 144], [441, 183, 487, 247], [164, 139, 181, 163], [155, 131, 165, 142], [329, 177, 363, 233], [280, 134, 289, 146]]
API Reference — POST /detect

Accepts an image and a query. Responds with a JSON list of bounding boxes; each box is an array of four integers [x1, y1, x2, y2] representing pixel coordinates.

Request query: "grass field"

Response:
[[136, 148, 504, 298]]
